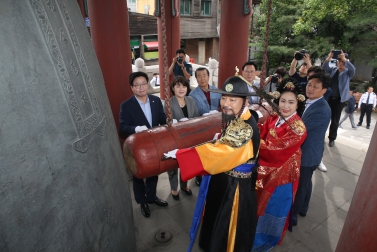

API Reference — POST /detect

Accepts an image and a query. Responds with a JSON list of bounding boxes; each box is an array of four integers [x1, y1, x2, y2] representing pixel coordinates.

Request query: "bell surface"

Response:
[[0, 0, 135, 250]]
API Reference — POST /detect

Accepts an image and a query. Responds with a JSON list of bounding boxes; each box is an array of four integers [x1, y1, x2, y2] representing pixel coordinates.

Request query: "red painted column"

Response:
[[218, 0, 251, 88], [336, 125, 377, 251], [157, 0, 180, 99], [76, 0, 86, 18], [88, 0, 133, 133]]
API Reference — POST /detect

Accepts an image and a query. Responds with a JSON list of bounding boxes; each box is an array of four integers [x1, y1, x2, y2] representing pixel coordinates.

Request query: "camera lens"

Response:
[[295, 49, 307, 61], [295, 53, 303, 61], [271, 74, 279, 84]]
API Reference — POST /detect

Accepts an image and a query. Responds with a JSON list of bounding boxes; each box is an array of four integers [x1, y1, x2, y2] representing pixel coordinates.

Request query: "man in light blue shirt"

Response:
[[119, 72, 168, 218], [135, 96, 152, 126]]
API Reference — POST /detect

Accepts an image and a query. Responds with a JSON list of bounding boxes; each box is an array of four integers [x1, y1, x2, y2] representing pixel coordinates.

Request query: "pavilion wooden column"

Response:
[[336, 125, 377, 251], [76, 0, 86, 18], [87, 0, 133, 133], [218, 0, 251, 88], [156, 0, 180, 98]]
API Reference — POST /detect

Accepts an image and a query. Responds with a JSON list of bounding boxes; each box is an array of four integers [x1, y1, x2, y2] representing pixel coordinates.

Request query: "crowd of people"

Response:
[[119, 47, 375, 251]]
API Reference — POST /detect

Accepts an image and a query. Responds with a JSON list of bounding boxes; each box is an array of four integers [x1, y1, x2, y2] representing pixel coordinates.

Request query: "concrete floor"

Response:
[[129, 110, 376, 252]]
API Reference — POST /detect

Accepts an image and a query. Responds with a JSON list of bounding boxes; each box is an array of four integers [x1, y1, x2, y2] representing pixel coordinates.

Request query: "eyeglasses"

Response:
[[133, 83, 148, 89]]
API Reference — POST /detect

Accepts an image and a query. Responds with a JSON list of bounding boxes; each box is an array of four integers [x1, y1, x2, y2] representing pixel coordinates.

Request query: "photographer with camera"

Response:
[[323, 49, 356, 147], [289, 49, 312, 90], [264, 67, 286, 93], [168, 48, 193, 81]]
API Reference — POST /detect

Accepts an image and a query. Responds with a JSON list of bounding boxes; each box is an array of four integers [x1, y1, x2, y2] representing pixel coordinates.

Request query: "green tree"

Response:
[[293, 0, 377, 58], [251, 0, 308, 72], [344, 11, 377, 85], [293, 0, 377, 82], [252, 0, 377, 80]]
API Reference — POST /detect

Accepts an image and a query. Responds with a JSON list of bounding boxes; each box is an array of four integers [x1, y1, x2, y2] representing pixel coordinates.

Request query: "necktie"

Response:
[[366, 94, 370, 104]]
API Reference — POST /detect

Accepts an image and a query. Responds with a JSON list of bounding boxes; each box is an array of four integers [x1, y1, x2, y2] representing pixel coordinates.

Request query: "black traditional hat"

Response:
[[207, 67, 257, 97]]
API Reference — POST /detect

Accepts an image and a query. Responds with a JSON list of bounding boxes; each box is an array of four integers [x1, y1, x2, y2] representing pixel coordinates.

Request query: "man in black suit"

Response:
[[119, 71, 168, 218]]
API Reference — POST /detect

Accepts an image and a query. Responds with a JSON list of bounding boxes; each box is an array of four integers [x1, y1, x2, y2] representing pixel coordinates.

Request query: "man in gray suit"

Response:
[[189, 67, 221, 186], [292, 72, 331, 226], [190, 67, 222, 116]]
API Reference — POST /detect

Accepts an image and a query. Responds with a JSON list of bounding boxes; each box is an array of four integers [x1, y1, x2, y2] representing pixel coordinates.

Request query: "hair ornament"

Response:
[[297, 94, 306, 102], [269, 91, 280, 99], [284, 82, 295, 90], [273, 77, 306, 115]]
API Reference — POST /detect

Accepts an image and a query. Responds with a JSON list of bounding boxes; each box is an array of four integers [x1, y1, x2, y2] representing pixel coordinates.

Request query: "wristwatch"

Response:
[[181, 67, 185, 70]]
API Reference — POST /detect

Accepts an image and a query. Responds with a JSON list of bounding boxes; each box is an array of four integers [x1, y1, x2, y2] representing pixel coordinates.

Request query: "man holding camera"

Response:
[[264, 67, 286, 93], [168, 48, 193, 81], [323, 50, 356, 147], [289, 50, 312, 90]]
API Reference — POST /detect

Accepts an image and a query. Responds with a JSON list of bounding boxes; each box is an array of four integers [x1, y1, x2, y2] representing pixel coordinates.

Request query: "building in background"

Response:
[[83, 0, 373, 90], [127, 0, 153, 15], [179, 0, 220, 64], [129, 12, 158, 64], [127, 0, 220, 65], [82, 0, 259, 65]]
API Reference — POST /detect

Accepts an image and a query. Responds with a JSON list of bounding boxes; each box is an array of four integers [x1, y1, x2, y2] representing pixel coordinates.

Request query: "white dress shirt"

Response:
[[359, 92, 376, 107], [150, 76, 160, 87], [302, 96, 323, 115], [247, 79, 260, 104]]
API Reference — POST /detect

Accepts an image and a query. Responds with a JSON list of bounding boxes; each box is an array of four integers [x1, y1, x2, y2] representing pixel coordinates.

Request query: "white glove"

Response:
[[179, 117, 189, 122], [172, 119, 178, 124], [256, 110, 263, 119], [164, 149, 178, 159], [213, 133, 221, 140], [209, 110, 219, 114], [135, 125, 148, 133]]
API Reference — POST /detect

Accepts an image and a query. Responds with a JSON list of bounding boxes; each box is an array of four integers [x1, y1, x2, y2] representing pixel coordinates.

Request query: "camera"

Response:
[[177, 56, 183, 63], [271, 74, 279, 84], [332, 49, 341, 59], [294, 49, 308, 60]]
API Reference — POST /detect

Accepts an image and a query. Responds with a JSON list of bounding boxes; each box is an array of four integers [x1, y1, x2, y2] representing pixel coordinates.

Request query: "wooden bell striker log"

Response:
[[123, 103, 272, 179]]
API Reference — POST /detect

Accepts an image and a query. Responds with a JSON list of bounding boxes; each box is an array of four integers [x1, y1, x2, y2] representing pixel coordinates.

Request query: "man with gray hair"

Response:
[[242, 61, 260, 104]]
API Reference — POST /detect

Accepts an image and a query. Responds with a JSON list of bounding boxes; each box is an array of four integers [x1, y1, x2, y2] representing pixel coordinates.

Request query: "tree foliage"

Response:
[[294, 0, 377, 64], [251, 0, 307, 71], [252, 0, 377, 75]]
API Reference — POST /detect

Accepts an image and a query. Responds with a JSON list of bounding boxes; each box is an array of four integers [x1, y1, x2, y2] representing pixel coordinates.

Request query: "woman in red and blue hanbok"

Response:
[[252, 78, 307, 251]]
